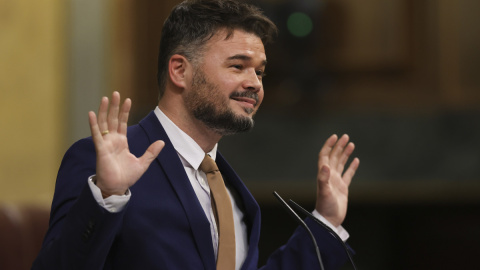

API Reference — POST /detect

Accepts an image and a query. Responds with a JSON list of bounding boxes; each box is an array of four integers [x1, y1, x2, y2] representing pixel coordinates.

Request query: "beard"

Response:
[[185, 69, 259, 136]]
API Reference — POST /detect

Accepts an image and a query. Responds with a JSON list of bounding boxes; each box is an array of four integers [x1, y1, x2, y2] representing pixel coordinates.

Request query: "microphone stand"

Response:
[[273, 191, 325, 270], [288, 199, 358, 270]]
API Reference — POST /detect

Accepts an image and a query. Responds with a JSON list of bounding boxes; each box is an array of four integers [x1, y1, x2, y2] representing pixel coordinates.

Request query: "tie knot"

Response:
[[199, 154, 219, 174]]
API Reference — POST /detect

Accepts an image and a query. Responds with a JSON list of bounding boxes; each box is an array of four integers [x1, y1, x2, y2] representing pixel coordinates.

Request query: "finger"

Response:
[[318, 134, 338, 165], [107, 91, 121, 133], [343, 157, 360, 186], [118, 98, 131, 135], [337, 142, 355, 173], [139, 140, 165, 170], [97, 96, 109, 133], [330, 134, 350, 166], [89, 111, 103, 149]]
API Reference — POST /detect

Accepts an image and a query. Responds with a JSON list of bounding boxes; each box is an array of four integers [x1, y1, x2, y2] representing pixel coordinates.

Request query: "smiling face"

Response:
[[184, 29, 266, 135]]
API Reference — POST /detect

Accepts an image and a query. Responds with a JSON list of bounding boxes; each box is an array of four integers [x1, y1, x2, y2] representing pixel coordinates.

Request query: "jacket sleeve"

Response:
[[259, 218, 354, 270], [32, 138, 127, 270]]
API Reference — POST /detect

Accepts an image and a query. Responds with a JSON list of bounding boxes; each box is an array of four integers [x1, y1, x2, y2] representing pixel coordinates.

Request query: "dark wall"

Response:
[[258, 201, 480, 269]]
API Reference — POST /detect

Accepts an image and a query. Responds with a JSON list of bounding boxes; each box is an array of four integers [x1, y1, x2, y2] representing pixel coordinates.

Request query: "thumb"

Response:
[[318, 165, 330, 184], [139, 140, 165, 168]]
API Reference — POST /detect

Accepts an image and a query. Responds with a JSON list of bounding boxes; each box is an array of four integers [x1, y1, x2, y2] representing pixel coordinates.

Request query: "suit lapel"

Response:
[[139, 112, 216, 270]]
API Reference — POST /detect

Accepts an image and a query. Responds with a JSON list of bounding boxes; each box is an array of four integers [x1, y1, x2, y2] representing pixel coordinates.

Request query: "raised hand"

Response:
[[88, 91, 165, 197], [316, 134, 359, 227]]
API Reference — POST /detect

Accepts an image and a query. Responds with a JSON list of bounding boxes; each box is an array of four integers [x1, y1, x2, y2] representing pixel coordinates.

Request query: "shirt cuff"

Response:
[[312, 210, 350, 242], [88, 175, 131, 213]]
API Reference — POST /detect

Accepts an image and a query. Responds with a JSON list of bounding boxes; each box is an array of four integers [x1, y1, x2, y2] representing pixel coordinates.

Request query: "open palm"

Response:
[[88, 92, 164, 197], [316, 134, 359, 227]]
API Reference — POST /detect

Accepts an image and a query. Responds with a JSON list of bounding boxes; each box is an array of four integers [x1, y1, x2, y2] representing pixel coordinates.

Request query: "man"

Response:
[[33, 0, 359, 269]]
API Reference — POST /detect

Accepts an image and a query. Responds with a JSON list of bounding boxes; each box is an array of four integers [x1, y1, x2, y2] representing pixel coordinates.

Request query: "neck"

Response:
[[158, 100, 222, 153]]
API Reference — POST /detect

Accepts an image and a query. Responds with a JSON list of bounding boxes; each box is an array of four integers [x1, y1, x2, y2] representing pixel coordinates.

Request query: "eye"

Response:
[[231, 64, 243, 70], [256, 70, 266, 78]]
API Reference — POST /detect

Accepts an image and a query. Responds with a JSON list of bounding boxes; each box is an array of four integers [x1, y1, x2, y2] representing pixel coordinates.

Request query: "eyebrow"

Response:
[[227, 54, 267, 66]]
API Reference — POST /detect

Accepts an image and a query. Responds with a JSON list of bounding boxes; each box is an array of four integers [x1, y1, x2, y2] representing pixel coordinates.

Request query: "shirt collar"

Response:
[[154, 107, 217, 170]]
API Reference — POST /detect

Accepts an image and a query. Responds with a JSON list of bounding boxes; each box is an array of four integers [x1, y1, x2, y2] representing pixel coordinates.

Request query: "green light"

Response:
[[287, 12, 313, 38]]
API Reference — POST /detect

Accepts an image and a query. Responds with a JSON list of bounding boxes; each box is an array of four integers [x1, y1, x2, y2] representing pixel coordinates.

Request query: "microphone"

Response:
[[273, 191, 325, 270], [288, 200, 358, 270]]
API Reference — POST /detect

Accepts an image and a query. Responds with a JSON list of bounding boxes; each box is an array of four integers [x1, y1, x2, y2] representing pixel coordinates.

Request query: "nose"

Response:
[[243, 69, 262, 92]]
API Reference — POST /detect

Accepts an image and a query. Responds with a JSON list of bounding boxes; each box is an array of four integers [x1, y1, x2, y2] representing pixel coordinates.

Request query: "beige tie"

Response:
[[200, 154, 236, 270]]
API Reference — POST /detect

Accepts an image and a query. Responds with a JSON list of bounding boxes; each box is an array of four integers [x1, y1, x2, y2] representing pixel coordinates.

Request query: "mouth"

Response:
[[230, 92, 258, 109], [231, 96, 257, 108]]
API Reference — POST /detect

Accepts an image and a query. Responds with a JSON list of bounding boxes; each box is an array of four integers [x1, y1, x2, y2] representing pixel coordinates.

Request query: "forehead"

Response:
[[203, 29, 266, 62]]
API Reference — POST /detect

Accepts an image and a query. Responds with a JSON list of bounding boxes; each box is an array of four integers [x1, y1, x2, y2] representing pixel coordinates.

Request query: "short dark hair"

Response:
[[157, 0, 278, 99]]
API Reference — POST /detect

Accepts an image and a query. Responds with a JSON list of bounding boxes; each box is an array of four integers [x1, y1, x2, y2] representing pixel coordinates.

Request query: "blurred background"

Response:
[[1, 0, 479, 269]]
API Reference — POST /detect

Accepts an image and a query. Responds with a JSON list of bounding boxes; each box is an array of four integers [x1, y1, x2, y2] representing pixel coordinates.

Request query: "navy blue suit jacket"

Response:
[[33, 111, 350, 269]]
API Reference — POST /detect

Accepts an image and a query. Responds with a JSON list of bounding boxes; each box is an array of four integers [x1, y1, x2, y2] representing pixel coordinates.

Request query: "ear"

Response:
[[168, 54, 191, 89]]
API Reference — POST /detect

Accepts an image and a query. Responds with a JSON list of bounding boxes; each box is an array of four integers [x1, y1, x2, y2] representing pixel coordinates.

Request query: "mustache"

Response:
[[229, 91, 259, 104]]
